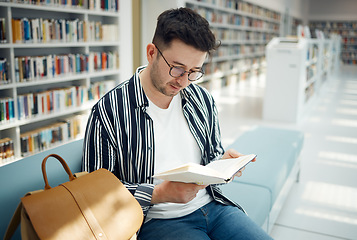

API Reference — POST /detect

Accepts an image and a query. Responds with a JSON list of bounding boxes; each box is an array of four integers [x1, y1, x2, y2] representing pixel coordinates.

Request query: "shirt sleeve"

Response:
[[208, 93, 225, 162], [81, 106, 155, 216]]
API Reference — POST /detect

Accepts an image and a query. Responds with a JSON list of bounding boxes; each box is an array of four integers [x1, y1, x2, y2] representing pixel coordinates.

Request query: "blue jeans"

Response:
[[138, 201, 273, 240]]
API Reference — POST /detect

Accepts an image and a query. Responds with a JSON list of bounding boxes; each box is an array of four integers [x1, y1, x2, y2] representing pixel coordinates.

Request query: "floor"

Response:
[[212, 65, 357, 240]]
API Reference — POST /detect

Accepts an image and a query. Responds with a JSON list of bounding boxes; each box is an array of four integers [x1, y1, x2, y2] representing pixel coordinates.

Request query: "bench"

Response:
[[0, 139, 84, 239], [0, 126, 304, 238], [219, 126, 304, 233]]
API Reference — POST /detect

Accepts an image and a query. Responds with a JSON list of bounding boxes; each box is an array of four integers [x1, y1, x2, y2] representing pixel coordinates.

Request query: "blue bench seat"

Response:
[[219, 126, 304, 233]]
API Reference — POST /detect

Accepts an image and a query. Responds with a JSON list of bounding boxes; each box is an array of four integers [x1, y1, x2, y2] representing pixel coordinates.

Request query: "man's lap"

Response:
[[138, 201, 273, 240]]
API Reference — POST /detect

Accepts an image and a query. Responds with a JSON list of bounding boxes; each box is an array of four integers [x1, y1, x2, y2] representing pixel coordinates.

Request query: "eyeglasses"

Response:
[[155, 46, 204, 81]]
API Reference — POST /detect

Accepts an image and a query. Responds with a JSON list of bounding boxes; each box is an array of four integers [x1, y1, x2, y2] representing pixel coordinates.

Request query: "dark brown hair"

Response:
[[152, 7, 220, 55]]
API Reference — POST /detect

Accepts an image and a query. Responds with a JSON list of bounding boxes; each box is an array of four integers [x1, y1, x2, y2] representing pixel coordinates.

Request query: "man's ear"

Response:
[[146, 43, 156, 63]]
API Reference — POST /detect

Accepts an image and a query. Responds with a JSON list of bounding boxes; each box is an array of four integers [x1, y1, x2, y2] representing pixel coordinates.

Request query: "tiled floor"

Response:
[[212, 65, 357, 240]]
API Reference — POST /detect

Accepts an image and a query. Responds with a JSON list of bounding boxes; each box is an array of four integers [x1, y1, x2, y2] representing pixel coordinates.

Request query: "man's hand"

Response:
[[221, 149, 256, 178], [151, 181, 207, 204]]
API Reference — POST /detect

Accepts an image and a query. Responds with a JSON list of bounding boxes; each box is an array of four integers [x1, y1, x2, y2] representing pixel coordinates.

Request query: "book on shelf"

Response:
[[0, 97, 15, 124], [0, 138, 14, 164], [153, 154, 256, 185], [0, 58, 9, 84], [0, 18, 6, 43]]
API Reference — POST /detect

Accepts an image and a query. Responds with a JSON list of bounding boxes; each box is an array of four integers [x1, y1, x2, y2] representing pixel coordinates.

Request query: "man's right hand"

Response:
[[151, 181, 207, 204]]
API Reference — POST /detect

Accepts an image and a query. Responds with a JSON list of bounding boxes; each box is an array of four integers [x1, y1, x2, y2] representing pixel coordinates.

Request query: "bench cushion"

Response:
[[227, 126, 304, 204], [0, 139, 84, 238], [219, 182, 271, 227]]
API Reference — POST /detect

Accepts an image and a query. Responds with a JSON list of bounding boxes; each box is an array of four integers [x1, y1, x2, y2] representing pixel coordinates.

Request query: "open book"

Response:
[[153, 154, 256, 185]]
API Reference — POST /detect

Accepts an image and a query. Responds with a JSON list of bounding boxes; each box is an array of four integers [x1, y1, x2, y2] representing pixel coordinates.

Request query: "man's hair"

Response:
[[152, 7, 220, 55]]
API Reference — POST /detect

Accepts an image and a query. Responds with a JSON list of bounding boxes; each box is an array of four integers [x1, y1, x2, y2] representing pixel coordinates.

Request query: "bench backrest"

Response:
[[0, 139, 84, 239]]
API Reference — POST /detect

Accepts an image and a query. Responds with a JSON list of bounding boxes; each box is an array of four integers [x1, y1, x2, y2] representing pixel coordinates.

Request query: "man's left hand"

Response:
[[221, 149, 256, 178]]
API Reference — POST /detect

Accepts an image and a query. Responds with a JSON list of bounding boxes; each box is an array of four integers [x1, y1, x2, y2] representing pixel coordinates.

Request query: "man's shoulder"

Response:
[[185, 83, 214, 103]]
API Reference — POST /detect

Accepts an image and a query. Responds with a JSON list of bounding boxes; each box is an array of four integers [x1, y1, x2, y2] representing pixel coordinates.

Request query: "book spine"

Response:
[[0, 138, 15, 165], [0, 18, 6, 43]]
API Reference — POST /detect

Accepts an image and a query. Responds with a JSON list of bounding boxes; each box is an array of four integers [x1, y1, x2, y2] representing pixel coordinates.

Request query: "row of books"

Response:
[[307, 44, 319, 61], [306, 64, 317, 82], [343, 37, 357, 44], [342, 52, 357, 59], [0, 138, 14, 164], [2, 0, 118, 12], [14, 51, 118, 83], [212, 28, 275, 42], [20, 114, 86, 156], [17, 80, 115, 120], [310, 22, 357, 30], [0, 18, 6, 43], [194, 0, 280, 20], [0, 79, 114, 124], [0, 98, 15, 124], [194, 7, 279, 31], [11, 17, 118, 44], [204, 56, 265, 75], [0, 58, 9, 84], [343, 45, 357, 51], [342, 59, 357, 65], [17, 86, 88, 120], [213, 44, 265, 58]]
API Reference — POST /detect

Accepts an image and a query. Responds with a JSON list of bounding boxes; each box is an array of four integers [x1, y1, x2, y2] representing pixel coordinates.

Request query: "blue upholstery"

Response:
[[220, 182, 271, 227], [226, 126, 304, 203], [219, 126, 304, 229], [0, 139, 84, 239]]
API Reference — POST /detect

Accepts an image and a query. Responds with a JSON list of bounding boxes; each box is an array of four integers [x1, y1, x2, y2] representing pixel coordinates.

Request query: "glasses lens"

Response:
[[188, 71, 204, 81], [170, 66, 185, 77]]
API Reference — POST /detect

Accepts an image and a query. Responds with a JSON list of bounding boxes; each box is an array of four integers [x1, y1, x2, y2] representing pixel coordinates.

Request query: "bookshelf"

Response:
[[291, 17, 302, 37], [183, 0, 281, 91], [309, 21, 357, 65], [263, 37, 334, 123], [0, 0, 127, 166]]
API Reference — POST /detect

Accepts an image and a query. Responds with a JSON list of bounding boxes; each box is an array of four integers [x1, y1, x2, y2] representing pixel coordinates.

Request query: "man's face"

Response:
[[150, 39, 207, 97]]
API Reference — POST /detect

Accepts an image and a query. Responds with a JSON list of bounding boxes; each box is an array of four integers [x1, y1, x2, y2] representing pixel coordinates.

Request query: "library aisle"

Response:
[[213, 65, 357, 240]]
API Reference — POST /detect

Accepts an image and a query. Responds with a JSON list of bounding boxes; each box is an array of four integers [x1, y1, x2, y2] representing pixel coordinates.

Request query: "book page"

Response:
[[205, 154, 256, 178], [152, 154, 256, 185]]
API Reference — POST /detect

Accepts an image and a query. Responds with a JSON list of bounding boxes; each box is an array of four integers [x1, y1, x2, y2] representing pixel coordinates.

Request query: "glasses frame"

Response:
[[155, 46, 204, 82]]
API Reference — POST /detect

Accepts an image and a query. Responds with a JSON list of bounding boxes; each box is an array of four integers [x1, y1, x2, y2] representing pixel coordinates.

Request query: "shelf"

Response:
[[309, 20, 357, 65], [184, 0, 281, 91], [0, 1, 122, 165], [263, 38, 335, 123]]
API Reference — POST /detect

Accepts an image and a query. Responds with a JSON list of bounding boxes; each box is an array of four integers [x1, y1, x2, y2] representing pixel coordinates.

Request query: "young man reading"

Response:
[[82, 7, 273, 240]]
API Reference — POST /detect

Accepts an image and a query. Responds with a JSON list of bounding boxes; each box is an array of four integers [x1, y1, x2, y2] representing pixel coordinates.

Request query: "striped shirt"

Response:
[[82, 66, 245, 217]]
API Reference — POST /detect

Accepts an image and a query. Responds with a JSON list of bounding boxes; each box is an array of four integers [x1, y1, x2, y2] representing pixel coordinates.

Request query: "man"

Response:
[[82, 7, 273, 240]]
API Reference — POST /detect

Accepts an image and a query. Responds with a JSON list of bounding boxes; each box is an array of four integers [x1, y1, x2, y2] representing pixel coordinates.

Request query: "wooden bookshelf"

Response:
[[0, 0, 125, 166]]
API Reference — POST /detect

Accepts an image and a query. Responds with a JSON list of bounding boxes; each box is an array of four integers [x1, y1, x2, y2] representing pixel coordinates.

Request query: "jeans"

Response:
[[138, 201, 274, 240]]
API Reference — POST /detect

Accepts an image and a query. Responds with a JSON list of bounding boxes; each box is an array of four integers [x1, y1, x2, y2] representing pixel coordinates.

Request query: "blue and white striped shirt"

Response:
[[82, 66, 244, 217]]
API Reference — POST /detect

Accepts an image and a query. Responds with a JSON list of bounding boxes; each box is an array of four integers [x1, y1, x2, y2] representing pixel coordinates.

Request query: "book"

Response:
[[153, 154, 256, 185]]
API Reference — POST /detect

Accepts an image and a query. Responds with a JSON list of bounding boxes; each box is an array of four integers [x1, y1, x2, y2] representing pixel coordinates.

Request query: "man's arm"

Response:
[[81, 108, 155, 216], [151, 181, 207, 204]]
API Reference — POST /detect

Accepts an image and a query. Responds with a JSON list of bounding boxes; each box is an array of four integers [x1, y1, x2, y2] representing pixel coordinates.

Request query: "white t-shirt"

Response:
[[145, 94, 212, 221]]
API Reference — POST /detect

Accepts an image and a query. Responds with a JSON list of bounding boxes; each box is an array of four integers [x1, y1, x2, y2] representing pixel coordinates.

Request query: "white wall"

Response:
[[308, 0, 357, 21]]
